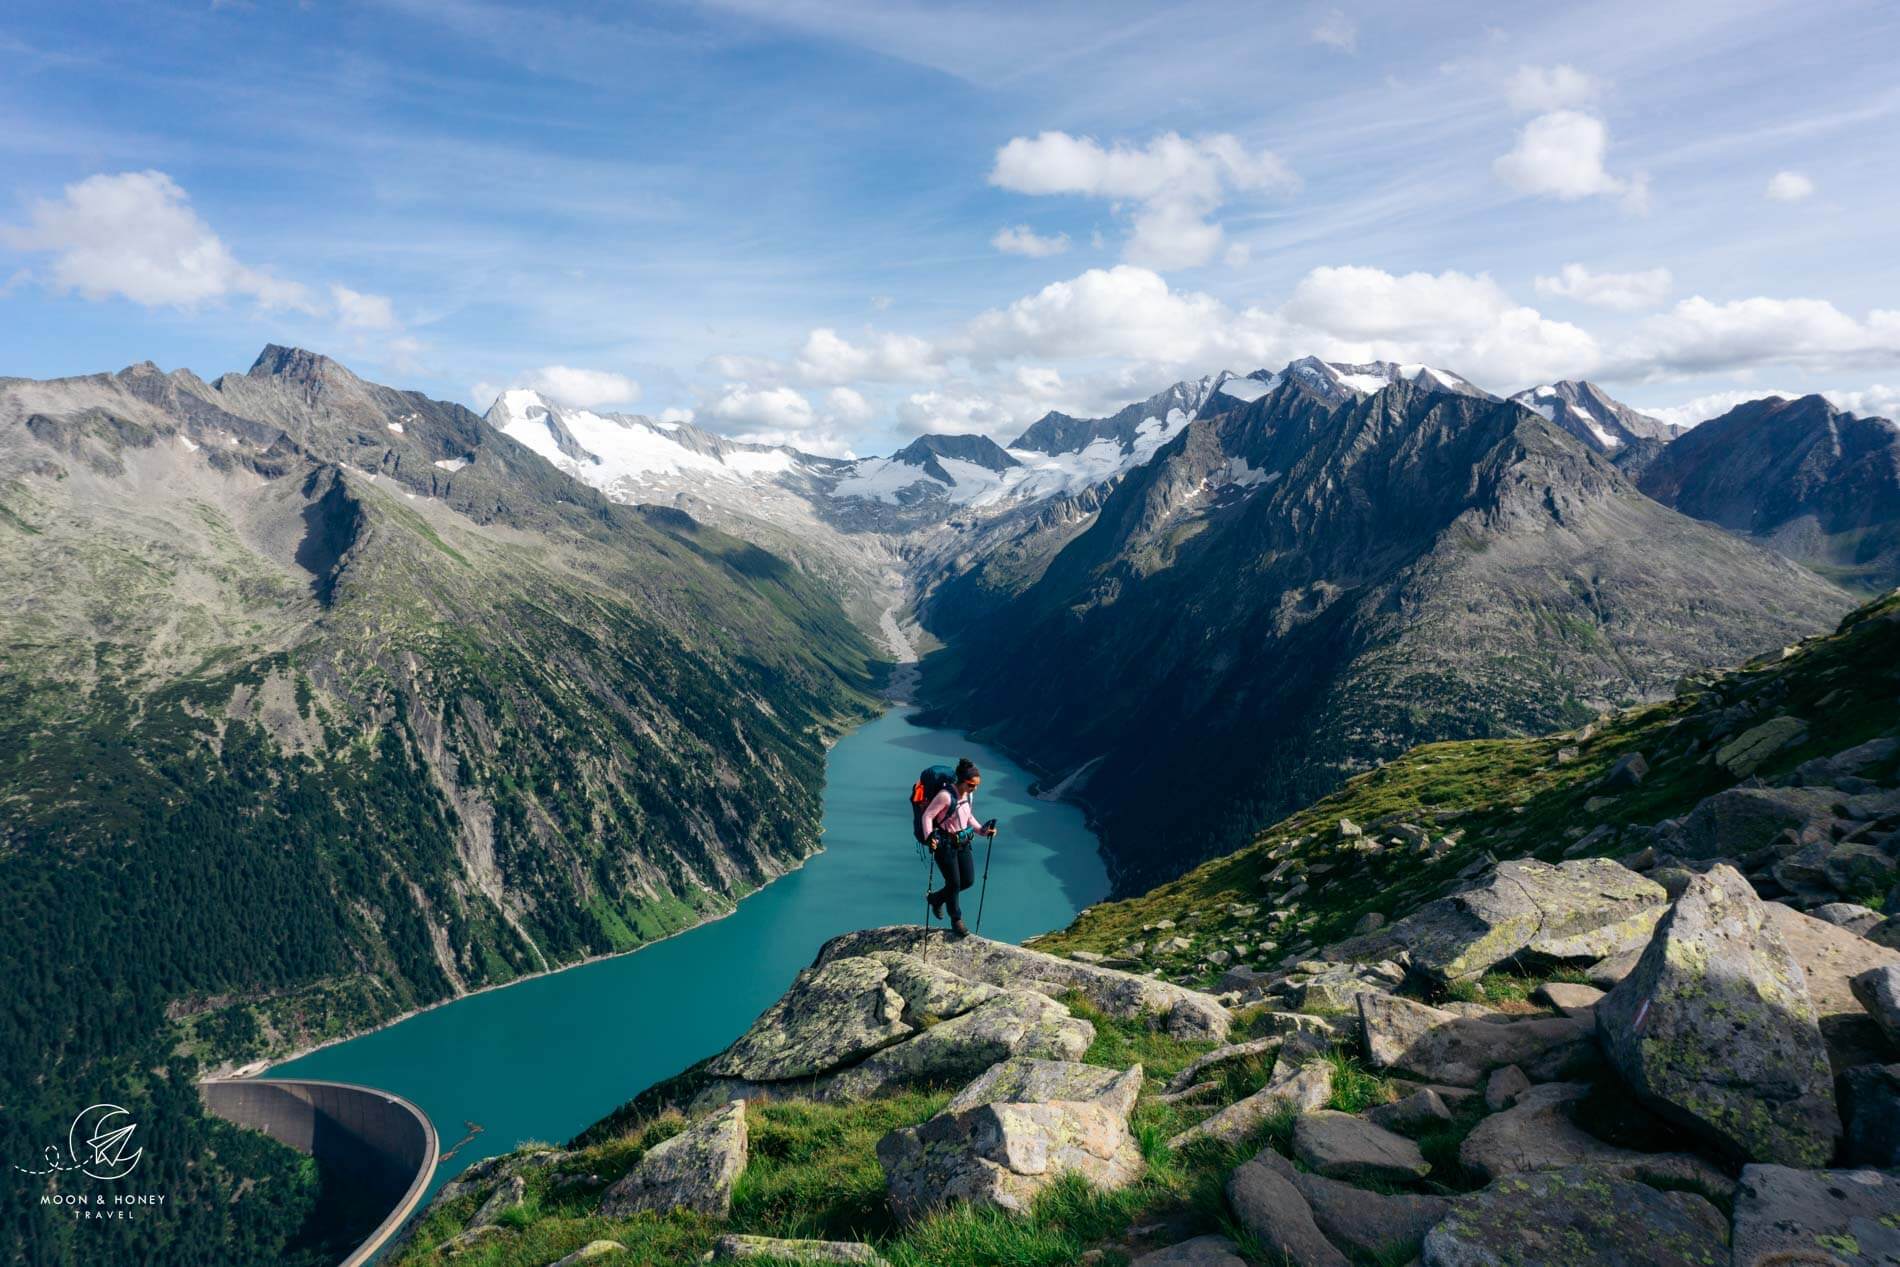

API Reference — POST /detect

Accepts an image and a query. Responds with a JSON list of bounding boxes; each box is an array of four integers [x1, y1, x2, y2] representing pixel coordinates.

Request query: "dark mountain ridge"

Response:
[[920, 374, 1853, 894], [1636, 393, 1900, 593]]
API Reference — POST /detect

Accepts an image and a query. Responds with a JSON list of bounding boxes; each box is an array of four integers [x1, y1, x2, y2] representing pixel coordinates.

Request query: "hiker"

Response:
[[923, 757, 997, 938]]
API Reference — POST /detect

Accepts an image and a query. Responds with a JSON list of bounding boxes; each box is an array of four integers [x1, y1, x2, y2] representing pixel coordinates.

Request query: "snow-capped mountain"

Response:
[[1268, 356, 1492, 408], [1508, 380, 1680, 453]]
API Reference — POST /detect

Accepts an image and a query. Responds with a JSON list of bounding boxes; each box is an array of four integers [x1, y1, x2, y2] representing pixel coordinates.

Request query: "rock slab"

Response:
[[1596, 865, 1839, 1166], [1422, 1167, 1728, 1266], [600, 1099, 748, 1218], [1224, 1153, 1348, 1267], [1292, 1110, 1431, 1183], [1731, 1165, 1900, 1267]]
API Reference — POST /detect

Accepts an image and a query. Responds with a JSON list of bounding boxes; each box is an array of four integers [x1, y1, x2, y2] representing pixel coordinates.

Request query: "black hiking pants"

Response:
[[931, 837, 976, 922]]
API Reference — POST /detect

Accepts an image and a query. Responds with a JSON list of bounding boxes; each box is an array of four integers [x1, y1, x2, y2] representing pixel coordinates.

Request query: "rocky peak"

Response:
[[890, 433, 1020, 476]]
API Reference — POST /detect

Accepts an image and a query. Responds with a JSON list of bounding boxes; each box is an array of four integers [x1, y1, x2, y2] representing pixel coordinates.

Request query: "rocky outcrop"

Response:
[[876, 1059, 1143, 1219], [1358, 992, 1596, 1087], [1851, 964, 1900, 1046], [1422, 1167, 1728, 1266], [813, 927, 1231, 1040], [1327, 859, 1666, 985], [695, 947, 1092, 1106], [1731, 1165, 1900, 1266], [1248, 1146, 1450, 1262], [1666, 784, 1844, 861], [1457, 1082, 1731, 1197], [599, 1100, 748, 1218], [1596, 866, 1839, 1166]]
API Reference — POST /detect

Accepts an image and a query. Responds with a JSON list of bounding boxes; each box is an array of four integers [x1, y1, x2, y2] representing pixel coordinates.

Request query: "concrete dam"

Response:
[[201, 1078, 437, 1266]]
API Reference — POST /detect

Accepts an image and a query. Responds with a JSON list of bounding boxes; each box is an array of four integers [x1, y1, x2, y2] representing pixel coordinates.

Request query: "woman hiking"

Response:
[[923, 757, 997, 939]]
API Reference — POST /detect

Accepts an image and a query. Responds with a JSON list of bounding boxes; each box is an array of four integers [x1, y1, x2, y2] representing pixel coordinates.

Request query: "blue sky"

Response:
[[3, 0, 1898, 454]]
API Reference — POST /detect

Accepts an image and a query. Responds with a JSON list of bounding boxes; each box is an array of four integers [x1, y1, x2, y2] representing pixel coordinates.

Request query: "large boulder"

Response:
[[1165, 1051, 1333, 1150], [696, 949, 1093, 1106], [876, 1060, 1143, 1219], [1731, 1165, 1900, 1266], [815, 927, 1231, 1040], [1771, 901, 1900, 1070], [1851, 964, 1900, 1047], [1224, 1152, 1348, 1267], [1669, 784, 1843, 861], [600, 1099, 748, 1218], [1596, 865, 1839, 1166], [1457, 1082, 1731, 1197], [1421, 1168, 1728, 1266], [1359, 992, 1596, 1087], [1332, 859, 1667, 986], [710, 953, 996, 1081], [1714, 716, 1809, 776], [822, 989, 1090, 1100]]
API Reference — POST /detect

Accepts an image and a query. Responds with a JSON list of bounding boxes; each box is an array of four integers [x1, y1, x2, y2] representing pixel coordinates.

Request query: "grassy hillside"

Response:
[[1037, 588, 1900, 976], [0, 358, 882, 1266]]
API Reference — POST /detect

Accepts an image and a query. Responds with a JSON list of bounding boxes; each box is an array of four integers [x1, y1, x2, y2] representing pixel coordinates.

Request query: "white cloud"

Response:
[[469, 381, 501, 411], [708, 383, 814, 430], [792, 327, 941, 384], [991, 224, 1071, 257], [896, 388, 1019, 436], [1766, 170, 1815, 202], [1504, 64, 1600, 112], [1310, 9, 1356, 52], [825, 385, 874, 424], [957, 262, 1599, 393], [1646, 383, 1900, 429], [331, 283, 398, 330], [1643, 389, 1793, 429], [1494, 111, 1647, 211], [989, 131, 1297, 269], [4, 170, 314, 311], [522, 365, 640, 407], [1533, 263, 1673, 310], [1223, 242, 1253, 268], [1623, 296, 1900, 376], [658, 406, 696, 424]]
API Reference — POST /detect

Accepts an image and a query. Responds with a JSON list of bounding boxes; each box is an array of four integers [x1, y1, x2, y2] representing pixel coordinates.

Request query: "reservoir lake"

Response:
[[269, 706, 1110, 1203]]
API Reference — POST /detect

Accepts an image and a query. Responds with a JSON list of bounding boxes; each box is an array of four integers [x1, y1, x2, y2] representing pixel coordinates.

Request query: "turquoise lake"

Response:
[[269, 706, 1109, 1203]]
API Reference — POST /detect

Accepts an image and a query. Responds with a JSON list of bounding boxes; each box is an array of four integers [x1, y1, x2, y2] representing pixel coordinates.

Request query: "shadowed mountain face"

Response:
[[0, 348, 880, 1266], [1636, 394, 1900, 594], [921, 377, 1854, 894]]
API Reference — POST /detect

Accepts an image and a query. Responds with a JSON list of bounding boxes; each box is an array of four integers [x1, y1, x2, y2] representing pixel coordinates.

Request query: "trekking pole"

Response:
[[974, 822, 999, 935], [920, 841, 936, 963]]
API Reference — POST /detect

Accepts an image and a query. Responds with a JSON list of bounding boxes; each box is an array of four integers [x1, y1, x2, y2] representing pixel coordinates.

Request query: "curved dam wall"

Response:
[[201, 1078, 438, 1267]]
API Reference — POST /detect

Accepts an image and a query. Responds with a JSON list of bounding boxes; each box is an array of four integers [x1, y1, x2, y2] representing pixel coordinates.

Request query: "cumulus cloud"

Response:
[[4, 170, 314, 311], [1646, 383, 1900, 429], [1643, 388, 1796, 429], [955, 263, 1599, 394], [793, 327, 941, 384], [708, 383, 814, 430], [1494, 111, 1647, 211], [1533, 263, 1672, 310], [991, 224, 1071, 257], [657, 406, 696, 424], [1310, 9, 1356, 51], [520, 365, 640, 407], [989, 131, 1297, 269], [331, 284, 398, 330], [825, 386, 874, 424], [1622, 296, 1900, 376], [1766, 170, 1815, 202], [1505, 64, 1600, 112]]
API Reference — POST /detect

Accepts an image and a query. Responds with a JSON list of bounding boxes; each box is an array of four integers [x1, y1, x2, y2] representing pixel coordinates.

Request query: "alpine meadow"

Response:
[[4, 3, 1900, 1266]]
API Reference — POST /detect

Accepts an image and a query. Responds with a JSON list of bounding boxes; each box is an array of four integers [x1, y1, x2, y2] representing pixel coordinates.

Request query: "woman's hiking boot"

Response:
[[950, 919, 970, 939]]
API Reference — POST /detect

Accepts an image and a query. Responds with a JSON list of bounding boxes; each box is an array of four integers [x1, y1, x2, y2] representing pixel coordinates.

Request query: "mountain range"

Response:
[[915, 365, 1856, 892], [0, 346, 883, 1265]]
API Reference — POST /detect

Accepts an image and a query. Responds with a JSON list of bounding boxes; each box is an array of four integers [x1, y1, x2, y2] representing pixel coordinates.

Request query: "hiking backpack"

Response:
[[910, 765, 957, 844]]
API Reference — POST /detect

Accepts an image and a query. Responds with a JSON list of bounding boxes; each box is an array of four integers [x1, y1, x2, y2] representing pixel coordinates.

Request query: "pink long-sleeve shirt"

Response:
[[923, 788, 979, 839]]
